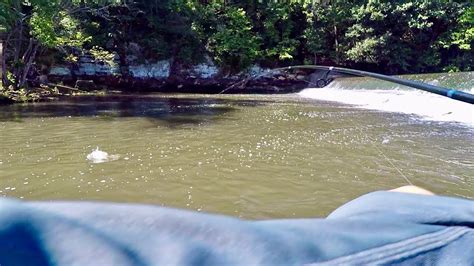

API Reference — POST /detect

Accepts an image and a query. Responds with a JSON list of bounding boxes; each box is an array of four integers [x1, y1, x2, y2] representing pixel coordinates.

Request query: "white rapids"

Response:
[[299, 72, 474, 127]]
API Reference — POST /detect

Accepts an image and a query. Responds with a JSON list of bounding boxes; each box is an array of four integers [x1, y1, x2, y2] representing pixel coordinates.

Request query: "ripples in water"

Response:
[[0, 93, 472, 219]]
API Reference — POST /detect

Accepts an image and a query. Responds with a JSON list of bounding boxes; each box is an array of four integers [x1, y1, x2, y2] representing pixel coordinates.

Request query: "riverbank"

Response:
[[0, 83, 106, 105], [0, 78, 308, 105], [0, 85, 60, 104], [0, 63, 337, 104], [46, 59, 318, 95]]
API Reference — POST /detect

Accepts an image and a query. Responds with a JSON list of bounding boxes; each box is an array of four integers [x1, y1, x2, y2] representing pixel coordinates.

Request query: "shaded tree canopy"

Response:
[[0, 0, 472, 90]]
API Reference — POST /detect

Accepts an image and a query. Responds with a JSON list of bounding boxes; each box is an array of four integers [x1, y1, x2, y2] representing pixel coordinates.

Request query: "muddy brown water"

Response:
[[0, 89, 472, 219]]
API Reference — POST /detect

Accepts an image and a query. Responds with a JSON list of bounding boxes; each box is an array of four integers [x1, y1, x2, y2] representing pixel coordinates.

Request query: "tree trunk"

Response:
[[18, 40, 38, 89], [1, 32, 12, 88], [119, 52, 129, 79], [12, 21, 24, 89], [0, 38, 3, 87], [334, 24, 339, 64]]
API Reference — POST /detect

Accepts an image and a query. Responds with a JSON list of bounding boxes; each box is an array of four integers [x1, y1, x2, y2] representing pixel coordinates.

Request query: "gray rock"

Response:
[[49, 66, 71, 76], [129, 60, 171, 79], [75, 80, 96, 90], [39, 75, 49, 83], [192, 63, 219, 79]]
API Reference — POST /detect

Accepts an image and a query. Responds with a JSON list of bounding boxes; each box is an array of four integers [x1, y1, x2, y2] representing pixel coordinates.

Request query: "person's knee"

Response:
[[390, 185, 434, 195]]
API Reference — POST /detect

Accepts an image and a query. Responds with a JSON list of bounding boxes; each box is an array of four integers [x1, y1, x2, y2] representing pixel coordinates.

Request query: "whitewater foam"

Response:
[[299, 75, 473, 126]]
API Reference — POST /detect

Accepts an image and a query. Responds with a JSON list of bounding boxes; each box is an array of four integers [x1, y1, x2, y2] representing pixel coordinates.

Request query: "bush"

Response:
[[194, 5, 260, 72]]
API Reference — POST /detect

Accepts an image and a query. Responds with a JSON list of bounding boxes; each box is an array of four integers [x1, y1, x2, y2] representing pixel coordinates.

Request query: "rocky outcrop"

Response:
[[50, 66, 72, 76], [128, 61, 171, 79], [76, 56, 120, 76], [47, 55, 321, 94]]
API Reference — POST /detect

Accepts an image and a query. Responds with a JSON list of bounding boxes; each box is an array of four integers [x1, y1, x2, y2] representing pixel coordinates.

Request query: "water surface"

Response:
[[0, 74, 472, 219]]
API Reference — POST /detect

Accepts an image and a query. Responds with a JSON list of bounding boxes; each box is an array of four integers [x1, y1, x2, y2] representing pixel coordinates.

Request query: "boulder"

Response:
[[49, 66, 71, 77], [75, 80, 96, 91], [38, 75, 49, 84]]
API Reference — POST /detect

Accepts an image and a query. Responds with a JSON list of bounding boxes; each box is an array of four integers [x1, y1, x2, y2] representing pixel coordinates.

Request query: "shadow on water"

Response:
[[0, 95, 273, 128]]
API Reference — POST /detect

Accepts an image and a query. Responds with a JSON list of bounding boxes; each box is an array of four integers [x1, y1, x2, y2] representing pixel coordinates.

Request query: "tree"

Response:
[[0, 32, 5, 85], [194, 4, 261, 71], [342, 0, 467, 73], [437, 3, 473, 72], [1, 0, 471, 93], [304, 0, 353, 65], [0, 0, 106, 90]]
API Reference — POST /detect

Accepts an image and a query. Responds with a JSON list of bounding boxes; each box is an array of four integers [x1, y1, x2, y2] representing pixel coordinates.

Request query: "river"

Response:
[[0, 72, 472, 219]]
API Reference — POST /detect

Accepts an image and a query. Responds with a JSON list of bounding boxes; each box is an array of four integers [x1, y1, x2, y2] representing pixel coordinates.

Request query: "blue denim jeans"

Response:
[[0, 191, 472, 265]]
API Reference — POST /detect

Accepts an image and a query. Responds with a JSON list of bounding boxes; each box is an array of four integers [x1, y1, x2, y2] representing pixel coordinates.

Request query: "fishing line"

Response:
[[356, 126, 413, 186], [278, 65, 474, 104], [222, 65, 420, 186], [219, 69, 323, 94], [222, 65, 474, 105]]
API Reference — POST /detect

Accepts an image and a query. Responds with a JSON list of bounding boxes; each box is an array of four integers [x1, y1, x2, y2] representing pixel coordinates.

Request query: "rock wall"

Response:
[[76, 56, 120, 76], [49, 66, 71, 76], [47, 55, 312, 93], [129, 61, 171, 79]]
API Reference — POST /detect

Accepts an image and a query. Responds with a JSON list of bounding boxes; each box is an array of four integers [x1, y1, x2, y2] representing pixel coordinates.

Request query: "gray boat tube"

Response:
[[275, 65, 474, 105]]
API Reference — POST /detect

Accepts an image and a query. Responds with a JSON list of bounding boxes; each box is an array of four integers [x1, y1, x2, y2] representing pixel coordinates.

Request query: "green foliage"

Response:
[[90, 46, 116, 67], [260, 3, 300, 62], [0, 85, 41, 102], [1, 0, 472, 86], [345, 33, 390, 64], [340, 0, 469, 73], [0, 0, 20, 32], [442, 5, 473, 50], [2, 1, 90, 48], [211, 7, 260, 70], [304, 1, 353, 65], [304, 10, 327, 63], [1, 0, 94, 91], [194, 5, 260, 71]]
